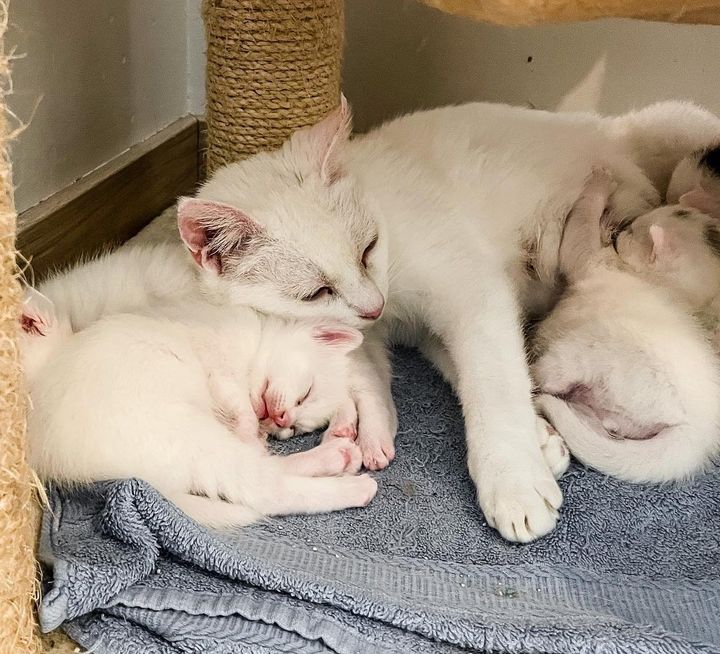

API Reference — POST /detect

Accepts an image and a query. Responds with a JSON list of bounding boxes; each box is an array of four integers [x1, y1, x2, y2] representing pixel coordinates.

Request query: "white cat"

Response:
[[532, 169, 720, 483], [21, 295, 376, 528], [172, 98, 720, 541]]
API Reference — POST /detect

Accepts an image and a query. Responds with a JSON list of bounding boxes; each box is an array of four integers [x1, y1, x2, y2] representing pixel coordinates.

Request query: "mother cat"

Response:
[[177, 98, 720, 542]]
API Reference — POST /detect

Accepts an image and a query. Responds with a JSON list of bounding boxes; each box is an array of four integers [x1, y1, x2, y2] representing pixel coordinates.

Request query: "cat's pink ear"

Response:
[[649, 224, 675, 262], [20, 289, 55, 336], [312, 323, 364, 353], [294, 95, 352, 185], [679, 188, 720, 221], [177, 198, 260, 274]]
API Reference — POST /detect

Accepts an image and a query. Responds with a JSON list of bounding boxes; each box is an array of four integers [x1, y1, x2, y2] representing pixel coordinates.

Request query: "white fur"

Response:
[[22, 295, 375, 528], [533, 170, 720, 482], [173, 99, 720, 542]]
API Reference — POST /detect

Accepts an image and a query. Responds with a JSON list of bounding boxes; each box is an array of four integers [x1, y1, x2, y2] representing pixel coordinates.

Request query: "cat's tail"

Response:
[[535, 394, 719, 483], [168, 493, 262, 529]]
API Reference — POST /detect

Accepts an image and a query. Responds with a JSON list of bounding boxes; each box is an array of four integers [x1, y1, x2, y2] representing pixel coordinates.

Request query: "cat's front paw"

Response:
[[357, 432, 395, 471], [475, 450, 562, 543], [535, 416, 570, 480]]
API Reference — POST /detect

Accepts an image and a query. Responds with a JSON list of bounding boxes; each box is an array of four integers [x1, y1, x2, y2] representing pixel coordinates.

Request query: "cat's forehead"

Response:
[[636, 205, 707, 233]]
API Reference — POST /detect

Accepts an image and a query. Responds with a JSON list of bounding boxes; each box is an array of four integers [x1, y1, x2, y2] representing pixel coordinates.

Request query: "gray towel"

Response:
[[39, 349, 720, 654]]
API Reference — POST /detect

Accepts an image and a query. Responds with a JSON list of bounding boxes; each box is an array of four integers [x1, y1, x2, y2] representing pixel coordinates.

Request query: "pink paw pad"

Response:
[[329, 424, 357, 441]]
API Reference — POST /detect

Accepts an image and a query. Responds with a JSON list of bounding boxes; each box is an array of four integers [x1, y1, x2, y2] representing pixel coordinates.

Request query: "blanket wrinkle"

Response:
[[40, 349, 720, 654]]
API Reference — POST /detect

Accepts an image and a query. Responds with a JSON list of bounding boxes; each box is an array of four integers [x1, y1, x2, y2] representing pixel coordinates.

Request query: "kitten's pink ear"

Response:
[[679, 188, 720, 221], [20, 289, 55, 336], [312, 323, 364, 353], [177, 197, 259, 274], [649, 224, 674, 263], [293, 95, 352, 185]]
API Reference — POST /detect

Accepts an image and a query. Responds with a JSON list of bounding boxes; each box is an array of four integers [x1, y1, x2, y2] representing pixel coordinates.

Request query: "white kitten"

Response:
[[533, 169, 720, 483], [173, 99, 720, 541], [21, 296, 376, 528]]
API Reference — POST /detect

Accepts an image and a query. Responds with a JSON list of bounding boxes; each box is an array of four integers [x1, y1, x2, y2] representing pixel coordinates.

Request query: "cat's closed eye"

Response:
[[361, 236, 378, 268], [302, 287, 333, 302], [296, 384, 313, 406]]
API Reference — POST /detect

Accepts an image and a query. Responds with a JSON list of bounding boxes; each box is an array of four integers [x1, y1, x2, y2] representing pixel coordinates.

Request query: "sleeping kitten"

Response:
[[532, 169, 720, 483], [173, 98, 720, 541], [21, 296, 375, 528]]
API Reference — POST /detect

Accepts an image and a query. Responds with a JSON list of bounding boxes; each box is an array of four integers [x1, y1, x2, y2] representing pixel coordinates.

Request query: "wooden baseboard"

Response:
[[17, 116, 202, 279]]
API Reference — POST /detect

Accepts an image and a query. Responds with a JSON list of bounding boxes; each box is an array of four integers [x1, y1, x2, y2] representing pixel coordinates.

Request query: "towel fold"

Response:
[[40, 349, 720, 654]]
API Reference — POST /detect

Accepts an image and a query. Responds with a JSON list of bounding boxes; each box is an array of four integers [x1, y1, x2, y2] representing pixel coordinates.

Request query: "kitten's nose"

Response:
[[273, 411, 289, 428], [359, 301, 384, 321]]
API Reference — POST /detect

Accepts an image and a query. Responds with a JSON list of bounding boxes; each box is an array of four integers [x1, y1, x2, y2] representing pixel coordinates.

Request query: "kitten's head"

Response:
[[177, 98, 388, 329], [614, 191, 720, 305], [249, 319, 362, 439]]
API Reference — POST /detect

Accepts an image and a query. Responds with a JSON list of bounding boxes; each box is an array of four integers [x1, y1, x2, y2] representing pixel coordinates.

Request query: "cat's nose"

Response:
[[359, 301, 384, 321], [273, 411, 289, 428]]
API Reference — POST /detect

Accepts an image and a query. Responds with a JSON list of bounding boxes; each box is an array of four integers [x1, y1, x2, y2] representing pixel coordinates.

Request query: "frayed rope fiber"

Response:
[[0, 1, 42, 652], [202, 0, 344, 172]]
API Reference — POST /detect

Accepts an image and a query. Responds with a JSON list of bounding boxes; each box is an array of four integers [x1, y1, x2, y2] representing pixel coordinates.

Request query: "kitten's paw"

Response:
[[476, 451, 562, 543], [357, 434, 396, 471], [535, 416, 571, 480], [322, 422, 358, 442], [313, 438, 363, 475], [336, 474, 378, 507], [323, 398, 358, 441]]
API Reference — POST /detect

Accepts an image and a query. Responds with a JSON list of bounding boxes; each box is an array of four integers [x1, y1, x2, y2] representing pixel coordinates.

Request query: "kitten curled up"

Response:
[[20, 294, 376, 528], [532, 168, 720, 483]]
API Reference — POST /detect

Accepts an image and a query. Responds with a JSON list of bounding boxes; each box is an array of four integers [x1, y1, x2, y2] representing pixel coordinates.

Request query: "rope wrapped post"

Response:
[[202, 0, 344, 173], [0, 1, 41, 651]]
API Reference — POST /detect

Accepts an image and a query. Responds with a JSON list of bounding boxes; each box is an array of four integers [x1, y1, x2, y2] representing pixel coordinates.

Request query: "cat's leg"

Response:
[[162, 411, 376, 520], [418, 259, 562, 543], [279, 438, 363, 476], [418, 334, 458, 387], [349, 330, 398, 470], [323, 396, 358, 441], [206, 371, 262, 444], [559, 168, 616, 278]]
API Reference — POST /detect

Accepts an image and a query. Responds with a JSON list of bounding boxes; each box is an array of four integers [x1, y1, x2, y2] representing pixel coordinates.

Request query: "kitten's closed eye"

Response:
[[361, 236, 378, 268], [296, 384, 313, 406], [303, 287, 333, 302]]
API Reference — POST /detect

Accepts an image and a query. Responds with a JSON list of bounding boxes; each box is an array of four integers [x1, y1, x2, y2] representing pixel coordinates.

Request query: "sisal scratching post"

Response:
[[202, 0, 344, 173], [0, 2, 41, 653]]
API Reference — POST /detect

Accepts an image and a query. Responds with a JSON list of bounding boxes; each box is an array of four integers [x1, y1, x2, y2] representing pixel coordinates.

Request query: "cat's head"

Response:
[[249, 319, 362, 438], [177, 98, 388, 329], [615, 190, 720, 305]]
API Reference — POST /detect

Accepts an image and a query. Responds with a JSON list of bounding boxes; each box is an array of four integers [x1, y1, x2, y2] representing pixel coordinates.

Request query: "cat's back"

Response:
[[538, 268, 716, 391], [39, 243, 196, 331], [30, 311, 206, 420]]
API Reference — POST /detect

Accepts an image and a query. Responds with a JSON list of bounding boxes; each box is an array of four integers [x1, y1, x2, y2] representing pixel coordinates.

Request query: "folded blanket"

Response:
[[39, 349, 720, 654]]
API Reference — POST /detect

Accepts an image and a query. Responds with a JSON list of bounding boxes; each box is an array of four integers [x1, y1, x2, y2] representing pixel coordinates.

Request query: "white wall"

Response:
[[10, 1, 720, 213], [344, 0, 720, 132], [9, 0, 205, 213]]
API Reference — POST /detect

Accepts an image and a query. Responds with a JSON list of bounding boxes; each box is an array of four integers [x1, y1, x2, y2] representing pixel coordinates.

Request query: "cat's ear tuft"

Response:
[[679, 187, 720, 221], [312, 323, 364, 353], [177, 198, 260, 274], [293, 95, 352, 185]]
